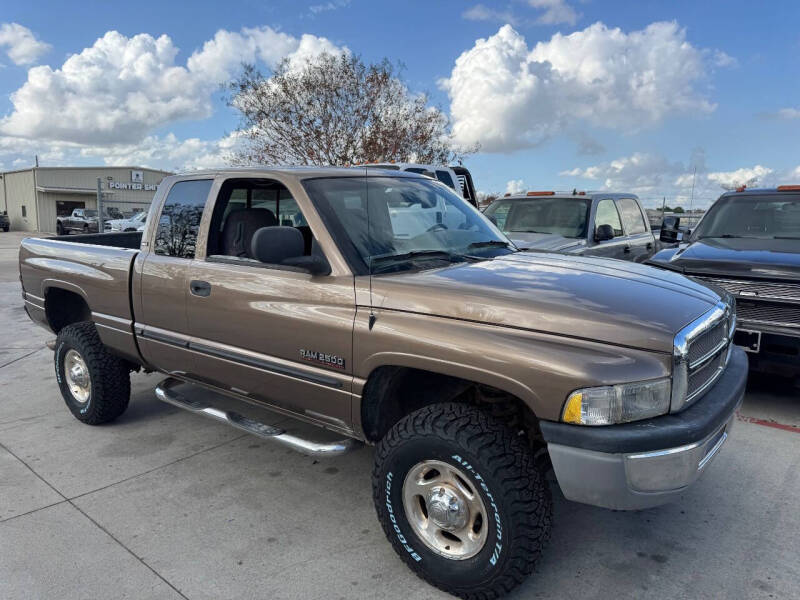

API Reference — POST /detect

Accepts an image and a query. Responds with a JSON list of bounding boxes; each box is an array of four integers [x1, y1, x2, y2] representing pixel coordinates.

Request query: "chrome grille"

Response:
[[687, 321, 727, 366], [694, 277, 800, 303], [673, 302, 734, 411], [688, 348, 728, 398], [736, 301, 800, 328]]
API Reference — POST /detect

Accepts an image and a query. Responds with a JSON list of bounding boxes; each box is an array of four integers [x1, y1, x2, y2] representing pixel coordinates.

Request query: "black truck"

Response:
[[649, 186, 800, 374]]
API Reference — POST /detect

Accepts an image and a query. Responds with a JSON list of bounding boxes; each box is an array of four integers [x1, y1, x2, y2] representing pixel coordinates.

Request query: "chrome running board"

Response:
[[155, 377, 361, 457]]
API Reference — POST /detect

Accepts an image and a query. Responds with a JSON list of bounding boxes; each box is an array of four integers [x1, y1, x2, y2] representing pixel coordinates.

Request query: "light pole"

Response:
[[96, 178, 104, 234]]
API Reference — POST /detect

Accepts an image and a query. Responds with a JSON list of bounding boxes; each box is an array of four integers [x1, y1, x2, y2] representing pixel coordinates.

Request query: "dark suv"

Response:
[[484, 191, 658, 262]]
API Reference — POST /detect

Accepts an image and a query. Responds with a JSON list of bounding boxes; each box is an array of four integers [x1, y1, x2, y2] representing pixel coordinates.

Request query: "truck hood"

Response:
[[507, 232, 586, 253], [649, 238, 800, 281], [371, 252, 722, 352]]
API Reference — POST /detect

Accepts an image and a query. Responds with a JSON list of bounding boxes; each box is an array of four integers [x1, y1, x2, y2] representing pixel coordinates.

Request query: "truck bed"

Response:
[[19, 232, 143, 363]]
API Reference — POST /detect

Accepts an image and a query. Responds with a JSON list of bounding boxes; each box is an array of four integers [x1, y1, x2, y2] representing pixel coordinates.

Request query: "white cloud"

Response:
[[561, 152, 687, 196], [505, 179, 526, 194], [773, 107, 800, 120], [309, 0, 351, 15], [0, 23, 50, 65], [528, 0, 579, 26], [711, 49, 737, 68], [0, 27, 345, 146], [0, 131, 242, 173], [559, 151, 793, 208], [462, 1, 578, 26], [706, 165, 773, 190], [463, 4, 519, 25], [441, 22, 716, 153]]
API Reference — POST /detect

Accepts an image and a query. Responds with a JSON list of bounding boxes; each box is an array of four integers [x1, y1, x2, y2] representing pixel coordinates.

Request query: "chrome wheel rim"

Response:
[[402, 459, 488, 560], [64, 349, 91, 404]]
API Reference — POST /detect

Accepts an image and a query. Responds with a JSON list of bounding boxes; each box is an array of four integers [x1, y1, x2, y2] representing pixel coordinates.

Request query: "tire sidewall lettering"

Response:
[[385, 471, 422, 562], [451, 454, 503, 567]]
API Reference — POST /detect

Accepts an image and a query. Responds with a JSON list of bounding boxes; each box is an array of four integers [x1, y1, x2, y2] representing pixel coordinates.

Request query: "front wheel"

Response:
[[54, 322, 131, 424], [372, 403, 551, 599]]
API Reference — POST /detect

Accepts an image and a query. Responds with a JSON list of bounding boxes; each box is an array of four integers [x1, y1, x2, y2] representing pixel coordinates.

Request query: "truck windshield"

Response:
[[484, 197, 590, 238], [693, 194, 800, 240], [304, 176, 514, 274]]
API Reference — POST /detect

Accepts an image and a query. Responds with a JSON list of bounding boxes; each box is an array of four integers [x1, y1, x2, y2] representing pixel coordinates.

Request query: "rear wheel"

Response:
[[372, 403, 551, 599], [56, 221, 64, 235], [54, 322, 130, 424]]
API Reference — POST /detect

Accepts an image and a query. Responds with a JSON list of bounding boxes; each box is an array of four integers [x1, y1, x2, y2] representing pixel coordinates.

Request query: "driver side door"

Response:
[[184, 177, 356, 432]]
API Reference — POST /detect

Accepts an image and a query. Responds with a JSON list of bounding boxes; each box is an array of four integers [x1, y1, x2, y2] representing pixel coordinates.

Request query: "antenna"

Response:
[[365, 167, 376, 330]]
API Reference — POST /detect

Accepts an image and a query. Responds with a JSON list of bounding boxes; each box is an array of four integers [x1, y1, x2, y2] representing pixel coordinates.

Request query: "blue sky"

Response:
[[1, 0, 798, 207]]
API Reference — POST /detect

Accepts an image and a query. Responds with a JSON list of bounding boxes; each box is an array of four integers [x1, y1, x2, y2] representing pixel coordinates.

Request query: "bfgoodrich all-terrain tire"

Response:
[[372, 403, 551, 599], [54, 322, 130, 425]]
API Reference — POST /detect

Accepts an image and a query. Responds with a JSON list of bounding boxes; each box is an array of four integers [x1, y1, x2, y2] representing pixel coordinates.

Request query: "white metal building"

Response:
[[0, 166, 172, 232]]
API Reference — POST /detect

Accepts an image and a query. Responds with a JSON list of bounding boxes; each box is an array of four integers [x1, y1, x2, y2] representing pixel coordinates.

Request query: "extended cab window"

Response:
[[616, 198, 647, 235], [154, 179, 212, 259], [595, 199, 623, 237]]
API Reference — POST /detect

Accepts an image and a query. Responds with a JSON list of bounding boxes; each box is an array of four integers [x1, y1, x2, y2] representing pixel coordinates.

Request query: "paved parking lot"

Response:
[[1, 230, 798, 599]]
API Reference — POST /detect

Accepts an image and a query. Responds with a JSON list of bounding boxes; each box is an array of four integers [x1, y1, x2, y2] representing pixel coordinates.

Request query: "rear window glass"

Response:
[[154, 179, 212, 259], [616, 198, 647, 234]]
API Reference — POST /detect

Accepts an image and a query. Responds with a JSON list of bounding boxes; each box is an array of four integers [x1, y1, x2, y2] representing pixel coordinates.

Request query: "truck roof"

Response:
[[173, 166, 427, 180], [500, 191, 639, 201], [719, 185, 800, 198]]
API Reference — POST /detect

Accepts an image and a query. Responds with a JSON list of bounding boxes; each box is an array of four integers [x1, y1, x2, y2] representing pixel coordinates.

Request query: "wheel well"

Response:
[[360, 366, 543, 446], [45, 287, 91, 333]]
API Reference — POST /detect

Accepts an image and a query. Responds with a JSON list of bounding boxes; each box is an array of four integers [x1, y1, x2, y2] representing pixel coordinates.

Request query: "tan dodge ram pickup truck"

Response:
[[20, 168, 747, 599]]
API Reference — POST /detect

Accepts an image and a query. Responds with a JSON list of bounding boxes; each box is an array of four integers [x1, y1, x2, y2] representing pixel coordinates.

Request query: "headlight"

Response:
[[562, 378, 671, 425]]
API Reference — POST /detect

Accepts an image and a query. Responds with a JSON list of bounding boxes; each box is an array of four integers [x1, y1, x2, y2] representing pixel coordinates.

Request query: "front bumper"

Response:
[[540, 346, 748, 510]]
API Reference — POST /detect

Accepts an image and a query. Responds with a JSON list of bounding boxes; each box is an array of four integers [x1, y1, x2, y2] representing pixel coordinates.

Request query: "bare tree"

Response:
[[227, 53, 473, 166]]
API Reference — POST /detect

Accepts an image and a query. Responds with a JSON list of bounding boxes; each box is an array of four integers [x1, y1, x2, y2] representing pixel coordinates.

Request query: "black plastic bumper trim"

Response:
[[540, 346, 748, 454]]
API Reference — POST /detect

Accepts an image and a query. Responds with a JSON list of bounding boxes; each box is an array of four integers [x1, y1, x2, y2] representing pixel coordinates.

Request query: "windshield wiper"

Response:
[[467, 240, 516, 250], [370, 250, 476, 273], [698, 234, 744, 239], [773, 236, 800, 240], [508, 229, 551, 234]]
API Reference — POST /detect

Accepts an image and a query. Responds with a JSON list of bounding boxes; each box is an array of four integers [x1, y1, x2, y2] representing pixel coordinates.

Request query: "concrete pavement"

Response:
[[1, 231, 798, 599]]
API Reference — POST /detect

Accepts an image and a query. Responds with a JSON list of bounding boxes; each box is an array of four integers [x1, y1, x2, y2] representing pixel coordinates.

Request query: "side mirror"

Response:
[[659, 216, 681, 243], [595, 224, 615, 242], [282, 254, 331, 276]]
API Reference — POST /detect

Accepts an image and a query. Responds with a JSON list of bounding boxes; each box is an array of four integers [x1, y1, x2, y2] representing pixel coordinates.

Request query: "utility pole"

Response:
[[96, 178, 104, 234], [35, 155, 39, 167], [689, 166, 697, 214]]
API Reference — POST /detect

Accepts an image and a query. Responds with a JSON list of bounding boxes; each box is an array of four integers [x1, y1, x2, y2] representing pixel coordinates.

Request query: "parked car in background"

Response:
[[19, 167, 747, 598], [104, 210, 148, 232], [649, 185, 800, 374], [57, 208, 100, 235], [0, 211, 9, 232], [484, 191, 658, 262], [365, 162, 478, 207]]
